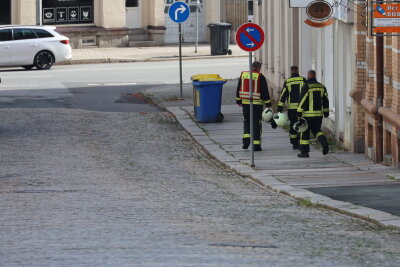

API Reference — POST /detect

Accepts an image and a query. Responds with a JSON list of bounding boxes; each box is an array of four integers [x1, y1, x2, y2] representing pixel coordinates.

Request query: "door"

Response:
[[164, 0, 206, 44], [0, 0, 11, 24], [126, 0, 142, 29], [0, 29, 12, 66], [11, 29, 41, 65]]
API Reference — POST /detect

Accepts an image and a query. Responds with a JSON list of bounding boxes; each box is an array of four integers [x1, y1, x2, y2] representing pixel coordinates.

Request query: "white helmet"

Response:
[[293, 118, 308, 133], [273, 112, 288, 128], [262, 108, 273, 122]]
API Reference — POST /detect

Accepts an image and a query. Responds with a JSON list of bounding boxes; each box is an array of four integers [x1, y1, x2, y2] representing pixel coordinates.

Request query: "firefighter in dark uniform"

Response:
[[297, 70, 330, 158], [277, 66, 306, 149], [236, 61, 271, 151]]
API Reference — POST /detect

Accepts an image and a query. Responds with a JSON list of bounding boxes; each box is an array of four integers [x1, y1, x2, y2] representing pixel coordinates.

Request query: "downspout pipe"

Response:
[[376, 35, 384, 162]]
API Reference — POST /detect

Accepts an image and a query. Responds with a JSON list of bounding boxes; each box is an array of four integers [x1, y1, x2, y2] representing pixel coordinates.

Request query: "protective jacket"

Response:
[[277, 74, 306, 112], [236, 71, 271, 106], [297, 78, 329, 118]]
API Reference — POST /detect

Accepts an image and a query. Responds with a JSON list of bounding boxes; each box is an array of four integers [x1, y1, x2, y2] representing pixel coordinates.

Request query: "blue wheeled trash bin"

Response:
[[191, 74, 227, 123]]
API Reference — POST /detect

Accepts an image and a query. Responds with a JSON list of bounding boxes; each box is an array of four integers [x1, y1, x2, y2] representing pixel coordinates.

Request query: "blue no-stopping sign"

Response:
[[236, 23, 265, 52], [169, 2, 190, 23]]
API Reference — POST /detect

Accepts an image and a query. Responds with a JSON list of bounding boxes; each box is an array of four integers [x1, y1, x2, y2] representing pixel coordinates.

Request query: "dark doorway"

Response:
[[0, 0, 11, 24]]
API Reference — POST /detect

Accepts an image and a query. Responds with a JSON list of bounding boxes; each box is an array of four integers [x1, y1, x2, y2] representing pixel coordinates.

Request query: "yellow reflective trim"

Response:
[[323, 108, 329, 112], [287, 103, 298, 109], [253, 140, 261, 145], [278, 102, 285, 106], [290, 134, 298, 138], [300, 140, 310, 145], [297, 108, 304, 112], [242, 99, 264, 105], [236, 97, 241, 100], [308, 83, 324, 89], [242, 72, 260, 80], [243, 134, 251, 138], [302, 112, 323, 117], [298, 91, 309, 110], [316, 132, 325, 139], [287, 77, 305, 83]]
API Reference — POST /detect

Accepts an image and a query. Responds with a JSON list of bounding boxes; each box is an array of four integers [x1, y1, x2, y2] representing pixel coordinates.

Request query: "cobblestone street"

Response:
[[1, 107, 400, 266]]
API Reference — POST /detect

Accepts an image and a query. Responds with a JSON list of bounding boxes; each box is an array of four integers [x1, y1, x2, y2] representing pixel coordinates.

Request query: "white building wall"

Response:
[[255, 0, 356, 145]]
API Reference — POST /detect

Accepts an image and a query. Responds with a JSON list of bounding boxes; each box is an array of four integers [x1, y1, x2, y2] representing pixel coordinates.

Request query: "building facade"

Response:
[[352, 1, 400, 167], [254, 0, 400, 167], [2, 0, 246, 48]]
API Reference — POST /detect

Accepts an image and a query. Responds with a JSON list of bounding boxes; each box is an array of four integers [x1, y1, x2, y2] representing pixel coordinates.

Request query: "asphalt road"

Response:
[[1, 60, 400, 266]]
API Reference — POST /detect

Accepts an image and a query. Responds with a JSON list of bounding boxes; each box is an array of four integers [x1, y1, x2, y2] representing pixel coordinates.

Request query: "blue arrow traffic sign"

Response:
[[169, 2, 190, 23]]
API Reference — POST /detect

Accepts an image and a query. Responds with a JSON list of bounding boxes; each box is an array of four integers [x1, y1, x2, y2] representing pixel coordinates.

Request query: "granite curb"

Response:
[[56, 54, 247, 66], [166, 106, 400, 230]]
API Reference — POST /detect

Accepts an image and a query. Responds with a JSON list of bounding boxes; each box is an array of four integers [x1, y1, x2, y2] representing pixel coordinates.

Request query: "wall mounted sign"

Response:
[[372, 1, 400, 36], [42, 0, 94, 24], [305, 1, 334, 28]]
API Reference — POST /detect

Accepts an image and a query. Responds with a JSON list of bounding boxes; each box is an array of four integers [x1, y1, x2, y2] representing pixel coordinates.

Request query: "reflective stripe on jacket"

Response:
[[239, 71, 261, 100], [297, 79, 329, 117], [278, 75, 306, 110]]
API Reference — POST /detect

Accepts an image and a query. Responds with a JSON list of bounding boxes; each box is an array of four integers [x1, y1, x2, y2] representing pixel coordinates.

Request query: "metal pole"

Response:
[[36, 0, 42, 25], [195, 0, 199, 53], [249, 52, 255, 167], [179, 23, 183, 99], [376, 35, 384, 163]]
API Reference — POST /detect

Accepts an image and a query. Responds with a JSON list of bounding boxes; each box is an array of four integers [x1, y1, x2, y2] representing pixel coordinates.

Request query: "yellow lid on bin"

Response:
[[191, 74, 226, 82]]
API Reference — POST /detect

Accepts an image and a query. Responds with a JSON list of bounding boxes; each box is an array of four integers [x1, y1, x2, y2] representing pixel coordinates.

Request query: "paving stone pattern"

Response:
[[1, 108, 400, 266]]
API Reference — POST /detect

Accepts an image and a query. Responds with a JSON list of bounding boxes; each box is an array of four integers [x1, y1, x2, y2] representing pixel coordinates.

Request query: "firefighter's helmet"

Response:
[[273, 112, 288, 127], [293, 118, 308, 133], [262, 108, 273, 122]]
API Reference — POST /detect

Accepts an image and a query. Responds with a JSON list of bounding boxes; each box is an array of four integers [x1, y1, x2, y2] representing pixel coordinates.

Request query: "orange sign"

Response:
[[373, 2, 400, 33]]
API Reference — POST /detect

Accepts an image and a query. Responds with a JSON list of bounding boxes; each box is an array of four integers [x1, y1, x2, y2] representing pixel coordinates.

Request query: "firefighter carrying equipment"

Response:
[[297, 78, 329, 118], [277, 75, 307, 112], [273, 112, 288, 128], [236, 71, 272, 106], [293, 117, 308, 133], [262, 108, 273, 122]]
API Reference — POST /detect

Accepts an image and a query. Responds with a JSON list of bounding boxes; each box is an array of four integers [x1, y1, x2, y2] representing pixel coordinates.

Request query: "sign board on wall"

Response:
[[372, 1, 400, 35], [42, 0, 94, 24]]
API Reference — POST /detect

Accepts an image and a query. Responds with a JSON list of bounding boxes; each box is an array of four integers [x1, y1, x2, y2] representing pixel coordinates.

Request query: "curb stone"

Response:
[[166, 106, 400, 230], [56, 55, 247, 66]]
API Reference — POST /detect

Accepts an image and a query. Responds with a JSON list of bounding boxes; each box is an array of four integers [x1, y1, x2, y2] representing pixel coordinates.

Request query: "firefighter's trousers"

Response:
[[288, 109, 299, 145], [242, 104, 263, 148], [299, 116, 328, 153]]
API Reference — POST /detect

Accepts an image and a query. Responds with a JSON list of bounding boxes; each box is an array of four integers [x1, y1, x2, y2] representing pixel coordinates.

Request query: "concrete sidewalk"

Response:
[[167, 105, 400, 229], [63, 44, 246, 65]]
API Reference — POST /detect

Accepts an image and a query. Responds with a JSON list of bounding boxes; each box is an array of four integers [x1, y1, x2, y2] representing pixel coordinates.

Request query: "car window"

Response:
[[33, 29, 54, 38], [13, 29, 37, 40], [0, 29, 12, 42]]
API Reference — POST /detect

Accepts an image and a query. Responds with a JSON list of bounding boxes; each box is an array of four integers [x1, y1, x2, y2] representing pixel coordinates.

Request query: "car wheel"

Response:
[[34, 51, 54, 70], [22, 65, 34, 70]]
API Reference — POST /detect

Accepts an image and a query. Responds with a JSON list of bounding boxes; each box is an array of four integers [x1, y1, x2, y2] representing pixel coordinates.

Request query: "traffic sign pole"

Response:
[[179, 23, 183, 100], [249, 52, 255, 167], [168, 1, 190, 100]]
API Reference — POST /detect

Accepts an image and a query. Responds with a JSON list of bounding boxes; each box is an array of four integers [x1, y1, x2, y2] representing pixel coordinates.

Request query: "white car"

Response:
[[0, 25, 72, 70]]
